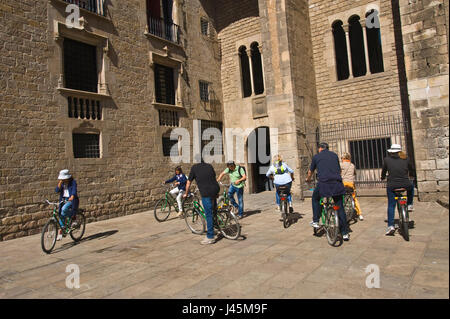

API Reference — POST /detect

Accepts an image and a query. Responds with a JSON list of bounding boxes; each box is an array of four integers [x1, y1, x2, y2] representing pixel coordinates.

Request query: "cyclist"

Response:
[[306, 143, 349, 241], [340, 153, 364, 221], [381, 144, 415, 236], [217, 161, 247, 219], [266, 155, 295, 214], [184, 160, 220, 245], [164, 166, 187, 218], [55, 169, 79, 241]]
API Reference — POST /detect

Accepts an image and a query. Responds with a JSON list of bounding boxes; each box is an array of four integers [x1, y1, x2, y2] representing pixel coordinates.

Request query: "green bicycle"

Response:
[[217, 182, 236, 213], [41, 199, 86, 254], [184, 191, 241, 240], [313, 196, 342, 246], [154, 183, 198, 222]]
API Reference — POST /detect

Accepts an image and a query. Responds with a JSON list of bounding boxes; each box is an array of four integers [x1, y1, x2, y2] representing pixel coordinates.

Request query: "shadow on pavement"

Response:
[[243, 210, 261, 218], [50, 230, 119, 254]]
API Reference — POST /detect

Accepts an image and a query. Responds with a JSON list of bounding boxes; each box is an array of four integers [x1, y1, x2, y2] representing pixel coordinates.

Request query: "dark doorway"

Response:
[[247, 127, 273, 193]]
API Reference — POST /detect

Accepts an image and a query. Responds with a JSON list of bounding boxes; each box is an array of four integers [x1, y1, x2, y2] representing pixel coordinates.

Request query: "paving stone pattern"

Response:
[[0, 192, 448, 299]]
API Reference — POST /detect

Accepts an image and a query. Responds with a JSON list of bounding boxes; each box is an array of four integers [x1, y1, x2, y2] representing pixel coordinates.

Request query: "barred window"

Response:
[[200, 18, 209, 36], [199, 81, 209, 102], [159, 109, 179, 126], [73, 133, 100, 158], [154, 63, 175, 105], [64, 38, 98, 93], [162, 136, 179, 157], [349, 137, 391, 169], [201, 120, 223, 156]]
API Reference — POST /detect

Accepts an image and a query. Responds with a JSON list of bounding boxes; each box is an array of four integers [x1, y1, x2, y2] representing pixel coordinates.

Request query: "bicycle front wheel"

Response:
[[184, 208, 206, 235], [216, 209, 241, 240], [70, 212, 86, 242], [325, 208, 339, 246], [41, 219, 58, 254], [400, 205, 409, 241], [154, 198, 172, 222]]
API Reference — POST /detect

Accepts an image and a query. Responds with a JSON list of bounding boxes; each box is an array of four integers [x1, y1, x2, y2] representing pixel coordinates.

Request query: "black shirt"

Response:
[[381, 154, 414, 189], [188, 163, 220, 198]]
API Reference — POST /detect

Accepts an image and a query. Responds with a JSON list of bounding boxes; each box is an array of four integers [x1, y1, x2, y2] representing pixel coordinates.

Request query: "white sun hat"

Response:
[[58, 169, 72, 180], [387, 144, 402, 153]]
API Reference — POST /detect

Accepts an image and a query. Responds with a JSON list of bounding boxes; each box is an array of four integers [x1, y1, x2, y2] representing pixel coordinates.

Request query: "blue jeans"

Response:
[[312, 188, 348, 236], [275, 182, 292, 205], [60, 200, 74, 227], [387, 185, 414, 227], [202, 197, 217, 239], [228, 185, 244, 216]]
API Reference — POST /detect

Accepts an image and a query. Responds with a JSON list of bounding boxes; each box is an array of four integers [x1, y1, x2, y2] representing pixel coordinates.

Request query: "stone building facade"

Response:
[[0, 0, 448, 241]]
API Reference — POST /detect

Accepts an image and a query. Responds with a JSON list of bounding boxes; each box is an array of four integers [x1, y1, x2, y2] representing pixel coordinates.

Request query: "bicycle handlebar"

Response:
[[219, 182, 230, 187], [45, 199, 65, 206]]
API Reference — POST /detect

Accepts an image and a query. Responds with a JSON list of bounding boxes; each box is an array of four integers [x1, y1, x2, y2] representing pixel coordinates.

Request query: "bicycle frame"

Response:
[[49, 202, 73, 234], [319, 197, 341, 227], [192, 198, 227, 228]]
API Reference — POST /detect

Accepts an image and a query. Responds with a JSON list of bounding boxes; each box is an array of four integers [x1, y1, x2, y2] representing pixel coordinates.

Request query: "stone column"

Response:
[[343, 24, 353, 79], [247, 47, 255, 97], [361, 20, 371, 75]]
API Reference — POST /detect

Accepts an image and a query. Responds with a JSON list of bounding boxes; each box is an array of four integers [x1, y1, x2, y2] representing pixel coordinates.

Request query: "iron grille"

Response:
[[162, 137, 178, 157], [158, 109, 179, 127], [62, 0, 105, 16], [199, 81, 209, 102], [154, 64, 175, 105], [73, 133, 100, 158], [201, 120, 223, 156], [200, 18, 209, 36]]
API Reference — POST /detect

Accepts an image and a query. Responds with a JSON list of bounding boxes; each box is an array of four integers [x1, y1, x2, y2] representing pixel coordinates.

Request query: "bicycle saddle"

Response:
[[344, 186, 354, 193], [393, 188, 407, 192]]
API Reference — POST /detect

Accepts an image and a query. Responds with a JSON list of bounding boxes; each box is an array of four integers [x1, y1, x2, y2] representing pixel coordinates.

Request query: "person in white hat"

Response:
[[381, 144, 414, 236], [55, 169, 79, 240]]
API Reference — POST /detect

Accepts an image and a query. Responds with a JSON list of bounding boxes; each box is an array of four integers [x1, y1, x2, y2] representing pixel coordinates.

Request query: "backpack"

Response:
[[237, 165, 246, 179]]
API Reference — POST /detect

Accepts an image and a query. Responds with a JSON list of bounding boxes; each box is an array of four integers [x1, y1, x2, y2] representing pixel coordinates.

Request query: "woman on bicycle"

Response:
[[381, 144, 415, 236], [55, 169, 79, 240], [266, 155, 295, 213], [164, 166, 187, 218], [340, 153, 364, 221]]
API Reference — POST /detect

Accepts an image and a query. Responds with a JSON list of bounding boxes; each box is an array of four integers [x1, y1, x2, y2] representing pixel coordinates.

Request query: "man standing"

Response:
[[306, 142, 349, 241], [184, 161, 220, 245], [217, 161, 247, 219]]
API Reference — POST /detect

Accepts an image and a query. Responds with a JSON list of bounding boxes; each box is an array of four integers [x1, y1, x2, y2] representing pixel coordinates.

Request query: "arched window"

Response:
[[332, 20, 350, 81], [250, 42, 264, 95], [365, 9, 384, 74], [239, 46, 252, 98], [348, 15, 367, 77]]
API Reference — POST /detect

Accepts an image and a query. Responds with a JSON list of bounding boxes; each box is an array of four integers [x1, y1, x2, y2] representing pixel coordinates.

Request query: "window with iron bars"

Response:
[[73, 133, 100, 158], [199, 81, 209, 102], [154, 63, 175, 105], [201, 120, 223, 156], [162, 136, 179, 157], [64, 38, 98, 93], [62, 0, 106, 16], [200, 18, 209, 36], [68, 97, 102, 120], [158, 109, 179, 127], [349, 137, 391, 170]]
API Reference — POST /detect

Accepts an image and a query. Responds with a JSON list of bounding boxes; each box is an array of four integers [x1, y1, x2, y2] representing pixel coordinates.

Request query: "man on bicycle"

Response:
[[306, 143, 349, 241], [184, 160, 220, 245], [217, 161, 247, 219]]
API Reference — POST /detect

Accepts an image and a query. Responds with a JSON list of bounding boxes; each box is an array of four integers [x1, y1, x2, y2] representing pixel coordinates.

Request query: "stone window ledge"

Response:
[[152, 102, 184, 111], [58, 87, 111, 99], [331, 70, 392, 87], [144, 32, 183, 49]]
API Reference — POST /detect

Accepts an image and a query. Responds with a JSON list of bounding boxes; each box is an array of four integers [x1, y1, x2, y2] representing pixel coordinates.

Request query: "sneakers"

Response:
[[200, 236, 215, 245], [385, 226, 395, 236], [310, 221, 320, 228], [358, 215, 364, 221], [343, 234, 350, 241], [56, 231, 63, 241], [408, 205, 414, 212]]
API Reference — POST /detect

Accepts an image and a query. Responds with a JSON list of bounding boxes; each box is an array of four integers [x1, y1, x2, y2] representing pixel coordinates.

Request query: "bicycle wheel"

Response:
[[182, 195, 197, 212], [184, 208, 206, 234], [344, 195, 354, 222], [282, 201, 289, 228], [325, 208, 339, 246], [400, 205, 409, 241], [154, 198, 171, 222], [70, 212, 86, 242], [216, 209, 241, 240], [41, 219, 58, 254]]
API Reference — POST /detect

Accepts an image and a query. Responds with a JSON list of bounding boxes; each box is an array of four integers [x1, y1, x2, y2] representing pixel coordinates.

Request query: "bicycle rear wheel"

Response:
[[154, 198, 172, 222], [325, 208, 339, 246], [344, 195, 354, 222], [399, 205, 409, 241], [41, 219, 58, 254], [282, 201, 289, 228], [216, 209, 241, 240], [184, 208, 206, 235], [70, 212, 86, 242]]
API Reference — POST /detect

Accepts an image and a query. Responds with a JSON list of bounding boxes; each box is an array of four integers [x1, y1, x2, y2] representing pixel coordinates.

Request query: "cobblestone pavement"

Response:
[[0, 192, 448, 299]]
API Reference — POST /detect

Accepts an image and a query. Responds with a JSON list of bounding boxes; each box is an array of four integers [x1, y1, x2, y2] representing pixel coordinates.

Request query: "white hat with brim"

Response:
[[58, 169, 72, 180], [387, 144, 402, 153]]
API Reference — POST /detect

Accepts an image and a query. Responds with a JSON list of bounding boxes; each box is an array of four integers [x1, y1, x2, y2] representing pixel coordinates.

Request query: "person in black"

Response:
[[381, 144, 414, 235], [306, 142, 349, 240], [184, 162, 220, 244]]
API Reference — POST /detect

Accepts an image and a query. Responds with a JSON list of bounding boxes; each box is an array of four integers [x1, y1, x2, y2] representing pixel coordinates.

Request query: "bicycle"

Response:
[[343, 186, 356, 222], [393, 188, 410, 241], [277, 185, 292, 228], [41, 199, 86, 254], [184, 193, 241, 240], [313, 196, 342, 246], [153, 183, 198, 222], [217, 182, 239, 215]]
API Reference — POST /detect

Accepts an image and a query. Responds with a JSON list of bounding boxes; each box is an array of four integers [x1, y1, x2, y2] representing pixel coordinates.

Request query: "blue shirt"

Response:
[[266, 162, 294, 185], [165, 174, 187, 191], [310, 149, 345, 197], [55, 179, 79, 213]]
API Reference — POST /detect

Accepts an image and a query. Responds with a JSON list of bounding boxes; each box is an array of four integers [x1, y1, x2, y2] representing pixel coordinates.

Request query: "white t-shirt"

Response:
[[63, 184, 70, 198]]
